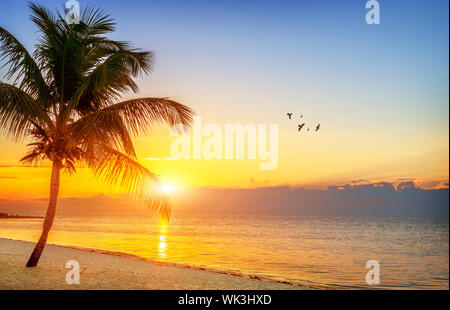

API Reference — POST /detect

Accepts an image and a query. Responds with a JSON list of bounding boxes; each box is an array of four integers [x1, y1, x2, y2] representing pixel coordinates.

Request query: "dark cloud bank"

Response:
[[182, 182, 448, 217], [1, 182, 448, 217]]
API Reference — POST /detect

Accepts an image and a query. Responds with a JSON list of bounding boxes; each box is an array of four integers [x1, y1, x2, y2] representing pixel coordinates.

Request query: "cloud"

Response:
[[417, 180, 450, 190], [334, 179, 449, 191], [396, 181, 417, 191], [249, 178, 271, 187], [0, 181, 448, 218], [350, 179, 369, 183], [181, 185, 448, 217]]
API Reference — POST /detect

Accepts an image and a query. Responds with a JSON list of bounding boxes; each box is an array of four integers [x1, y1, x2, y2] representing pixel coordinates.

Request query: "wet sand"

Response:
[[0, 238, 309, 290]]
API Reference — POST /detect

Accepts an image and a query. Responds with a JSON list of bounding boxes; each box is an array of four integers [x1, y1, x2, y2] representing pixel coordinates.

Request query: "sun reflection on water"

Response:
[[158, 222, 168, 260]]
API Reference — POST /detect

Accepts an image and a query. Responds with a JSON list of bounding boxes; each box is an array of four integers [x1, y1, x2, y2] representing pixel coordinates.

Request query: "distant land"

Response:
[[0, 212, 43, 219], [0, 181, 448, 217]]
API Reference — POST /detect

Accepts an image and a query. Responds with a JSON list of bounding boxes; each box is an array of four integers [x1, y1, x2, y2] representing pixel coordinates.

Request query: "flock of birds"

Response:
[[286, 113, 320, 132]]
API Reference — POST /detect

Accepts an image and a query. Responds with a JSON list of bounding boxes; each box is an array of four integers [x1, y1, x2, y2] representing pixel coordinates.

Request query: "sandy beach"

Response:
[[0, 238, 306, 290]]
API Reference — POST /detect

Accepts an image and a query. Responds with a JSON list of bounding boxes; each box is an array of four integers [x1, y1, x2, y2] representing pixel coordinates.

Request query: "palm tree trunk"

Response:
[[26, 161, 61, 267]]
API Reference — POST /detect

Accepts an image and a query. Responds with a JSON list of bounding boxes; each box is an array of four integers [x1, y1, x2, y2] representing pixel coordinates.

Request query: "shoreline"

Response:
[[0, 214, 44, 219], [0, 237, 321, 290], [0, 217, 44, 219]]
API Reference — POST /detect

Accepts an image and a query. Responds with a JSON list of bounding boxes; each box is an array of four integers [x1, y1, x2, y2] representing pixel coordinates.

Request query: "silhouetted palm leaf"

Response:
[[0, 2, 194, 221]]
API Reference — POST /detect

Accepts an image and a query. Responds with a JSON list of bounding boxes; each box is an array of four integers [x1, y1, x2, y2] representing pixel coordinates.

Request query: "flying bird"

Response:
[[315, 124, 320, 132], [298, 123, 305, 132], [287, 113, 293, 119]]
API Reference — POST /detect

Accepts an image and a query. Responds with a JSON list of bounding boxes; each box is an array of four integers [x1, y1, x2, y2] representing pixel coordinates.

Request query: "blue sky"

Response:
[[1, 0, 448, 124], [0, 0, 448, 190]]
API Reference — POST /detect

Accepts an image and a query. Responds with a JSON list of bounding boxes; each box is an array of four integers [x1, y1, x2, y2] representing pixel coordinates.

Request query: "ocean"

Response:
[[0, 213, 448, 289]]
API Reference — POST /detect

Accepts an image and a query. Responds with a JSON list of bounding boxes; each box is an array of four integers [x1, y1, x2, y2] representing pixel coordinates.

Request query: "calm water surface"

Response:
[[0, 213, 448, 289]]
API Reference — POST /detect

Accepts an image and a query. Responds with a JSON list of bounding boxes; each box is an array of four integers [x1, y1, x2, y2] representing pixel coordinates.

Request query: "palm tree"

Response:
[[0, 3, 193, 267]]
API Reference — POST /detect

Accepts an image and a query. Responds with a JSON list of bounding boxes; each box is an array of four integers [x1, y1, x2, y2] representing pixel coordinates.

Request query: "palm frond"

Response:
[[67, 48, 153, 114], [85, 145, 170, 220], [80, 6, 115, 35], [0, 27, 50, 102], [0, 3, 191, 223], [19, 148, 44, 166], [0, 83, 53, 141], [19, 121, 50, 166], [30, 2, 86, 104], [68, 109, 136, 157], [74, 97, 194, 137], [28, 2, 59, 34]]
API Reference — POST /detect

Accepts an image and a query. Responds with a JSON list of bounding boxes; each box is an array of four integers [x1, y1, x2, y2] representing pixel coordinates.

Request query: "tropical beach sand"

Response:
[[0, 238, 304, 290]]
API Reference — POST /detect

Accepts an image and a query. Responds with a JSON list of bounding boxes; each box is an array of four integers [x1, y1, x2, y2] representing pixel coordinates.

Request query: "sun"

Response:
[[159, 183, 175, 193]]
